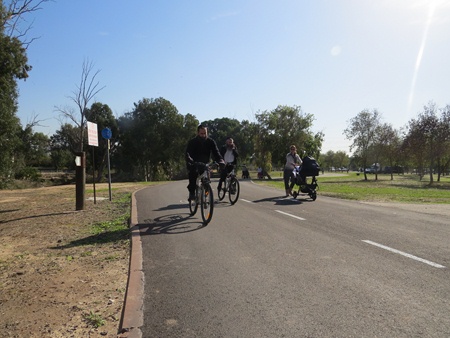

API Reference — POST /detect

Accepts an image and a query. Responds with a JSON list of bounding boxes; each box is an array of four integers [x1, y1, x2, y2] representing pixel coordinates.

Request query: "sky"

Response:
[[15, 0, 450, 153]]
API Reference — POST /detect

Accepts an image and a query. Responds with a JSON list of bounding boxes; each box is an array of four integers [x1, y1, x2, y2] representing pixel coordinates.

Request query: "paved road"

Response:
[[131, 179, 449, 337]]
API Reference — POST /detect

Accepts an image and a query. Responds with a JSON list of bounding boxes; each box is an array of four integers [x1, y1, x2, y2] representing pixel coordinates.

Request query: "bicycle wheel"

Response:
[[218, 184, 226, 201], [200, 184, 214, 225], [189, 188, 198, 216], [228, 178, 240, 205]]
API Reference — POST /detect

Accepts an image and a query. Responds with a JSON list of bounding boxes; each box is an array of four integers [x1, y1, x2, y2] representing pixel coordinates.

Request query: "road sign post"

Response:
[[102, 128, 113, 201]]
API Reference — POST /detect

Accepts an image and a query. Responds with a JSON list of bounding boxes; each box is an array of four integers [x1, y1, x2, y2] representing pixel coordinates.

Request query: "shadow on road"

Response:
[[252, 195, 307, 205], [139, 213, 206, 235], [154, 203, 189, 211]]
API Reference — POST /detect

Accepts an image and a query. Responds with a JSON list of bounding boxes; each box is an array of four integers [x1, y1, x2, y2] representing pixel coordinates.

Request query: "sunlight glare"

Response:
[[407, 1, 438, 114]]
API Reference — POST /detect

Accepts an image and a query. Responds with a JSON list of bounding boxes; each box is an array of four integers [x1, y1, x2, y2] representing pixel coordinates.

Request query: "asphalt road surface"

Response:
[[134, 179, 449, 337]]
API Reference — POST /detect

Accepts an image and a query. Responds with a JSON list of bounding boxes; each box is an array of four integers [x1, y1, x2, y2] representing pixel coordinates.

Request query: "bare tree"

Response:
[[55, 59, 105, 152], [2, 0, 51, 45]]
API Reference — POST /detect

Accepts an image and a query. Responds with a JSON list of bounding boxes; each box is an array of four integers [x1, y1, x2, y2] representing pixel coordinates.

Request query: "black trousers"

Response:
[[187, 168, 198, 194], [283, 168, 295, 190], [218, 164, 234, 189]]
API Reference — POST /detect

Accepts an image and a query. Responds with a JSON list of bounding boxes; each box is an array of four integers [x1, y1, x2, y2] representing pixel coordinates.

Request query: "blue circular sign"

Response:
[[101, 127, 112, 140]]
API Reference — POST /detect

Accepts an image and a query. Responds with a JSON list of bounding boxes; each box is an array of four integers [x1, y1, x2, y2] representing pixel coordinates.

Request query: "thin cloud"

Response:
[[209, 11, 240, 22], [331, 45, 342, 56]]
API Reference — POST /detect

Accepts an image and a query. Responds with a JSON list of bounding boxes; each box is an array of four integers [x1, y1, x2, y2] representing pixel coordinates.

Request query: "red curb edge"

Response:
[[118, 190, 144, 338]]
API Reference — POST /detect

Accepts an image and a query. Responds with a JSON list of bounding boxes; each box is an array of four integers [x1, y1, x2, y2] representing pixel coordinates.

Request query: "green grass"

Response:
[[83, 311, 105, 328], [255, 172, 450, 204]]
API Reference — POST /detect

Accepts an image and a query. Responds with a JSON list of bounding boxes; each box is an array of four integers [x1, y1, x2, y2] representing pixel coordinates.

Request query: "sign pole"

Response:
[[101, 127, 113, 201], [107, 139, 112, 201], [87, 121, 99, 204], [92, 147, 96, 204]]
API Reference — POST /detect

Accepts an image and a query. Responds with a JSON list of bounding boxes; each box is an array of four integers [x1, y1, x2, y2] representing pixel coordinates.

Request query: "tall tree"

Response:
[[344, 109, 381, 180], [0, 0, 47, 184], [49, 124, 80, 170], [435, 105, 450, 181], [84, 102, 117, 182], [378, 123, 402, 180], [254, 105, 319, 171], [404, 102, 440, 182], [117, 97, 187, 181], [200, 117, 256, 162], [17, 123, 50, 167]]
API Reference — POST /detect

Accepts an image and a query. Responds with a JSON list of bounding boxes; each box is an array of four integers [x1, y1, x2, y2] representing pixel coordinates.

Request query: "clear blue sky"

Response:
[[16, 0, 450, 153]]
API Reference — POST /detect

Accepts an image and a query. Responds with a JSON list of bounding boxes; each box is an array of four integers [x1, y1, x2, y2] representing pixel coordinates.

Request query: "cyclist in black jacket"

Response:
[[185, 125, 224, 200], [218, 137, 238, 192]]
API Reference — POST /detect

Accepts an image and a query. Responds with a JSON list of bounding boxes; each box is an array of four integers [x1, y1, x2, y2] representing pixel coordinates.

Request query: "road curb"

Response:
[[118, 190, 144, 338]]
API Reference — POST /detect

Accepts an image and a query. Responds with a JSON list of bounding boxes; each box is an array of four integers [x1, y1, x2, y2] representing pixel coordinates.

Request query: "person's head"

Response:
[[225, 137, 234, 149], [197, 125, 208, 139], [290, 145, 297, 153]]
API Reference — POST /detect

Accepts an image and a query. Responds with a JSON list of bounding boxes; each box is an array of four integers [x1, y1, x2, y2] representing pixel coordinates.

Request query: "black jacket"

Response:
[[185, 136, 223, 166], [219, 145, 239, 165]]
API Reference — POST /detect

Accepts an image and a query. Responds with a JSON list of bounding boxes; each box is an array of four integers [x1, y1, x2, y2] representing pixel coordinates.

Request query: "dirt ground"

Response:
[[0, 183, 144, 338]]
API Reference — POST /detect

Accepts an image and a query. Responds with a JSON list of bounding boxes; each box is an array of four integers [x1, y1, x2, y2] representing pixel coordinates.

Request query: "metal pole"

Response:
[[75, 152, 86, 210], [92, 147, 96, 204], [107, 139, 112, 201]]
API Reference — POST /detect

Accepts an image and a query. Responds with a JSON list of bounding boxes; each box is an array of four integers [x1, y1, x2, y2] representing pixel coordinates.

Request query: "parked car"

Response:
[[383, 166, 404, 174]]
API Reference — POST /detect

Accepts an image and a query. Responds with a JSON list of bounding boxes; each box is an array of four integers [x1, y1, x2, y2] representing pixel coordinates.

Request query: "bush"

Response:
[[15, 167, 41, 181]]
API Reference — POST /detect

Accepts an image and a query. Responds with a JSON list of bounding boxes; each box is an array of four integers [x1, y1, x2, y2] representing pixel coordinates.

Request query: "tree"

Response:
[[55, 59, 105, 152], [116, 97, 187, 181], [201, 117, 241, 145], [402, 118, 427, 180], [49, 123, 80, 170], [344, 109, 381, 180], [254, 105, 320, 172], [84, 102, 117, 182], [435, 105, 450, 181], [200, 117, 256, 164], [18, 123, 50, 166], [403, 102, 440, 182], [0, 0, 48, 184], [377, 124, 402, 180], [2, 0, 50, 41]]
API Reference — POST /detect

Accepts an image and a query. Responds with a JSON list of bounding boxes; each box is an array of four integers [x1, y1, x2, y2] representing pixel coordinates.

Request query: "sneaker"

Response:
[[188, 193, 195, 201]]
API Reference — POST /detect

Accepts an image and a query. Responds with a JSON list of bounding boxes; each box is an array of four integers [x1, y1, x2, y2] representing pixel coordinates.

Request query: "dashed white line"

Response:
[[362, 240, 445, 269], [241, 199, 255, 204], [275, 210, 306, 221]]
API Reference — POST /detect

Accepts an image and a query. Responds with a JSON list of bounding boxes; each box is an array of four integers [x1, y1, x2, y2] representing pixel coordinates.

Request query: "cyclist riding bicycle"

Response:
[[185, 125, 224, 200], [218, 137, 239, 193]]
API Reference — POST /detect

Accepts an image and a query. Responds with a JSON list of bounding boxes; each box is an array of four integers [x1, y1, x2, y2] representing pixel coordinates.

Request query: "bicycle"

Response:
[[217, 165, 240, 205], [188, 162, 215, 225]]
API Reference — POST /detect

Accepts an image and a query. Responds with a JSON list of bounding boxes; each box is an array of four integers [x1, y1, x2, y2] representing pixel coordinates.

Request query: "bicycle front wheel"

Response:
[[200, 184, 214, 225], [218, 184, 226, 201], [228, 178, 240, 205]]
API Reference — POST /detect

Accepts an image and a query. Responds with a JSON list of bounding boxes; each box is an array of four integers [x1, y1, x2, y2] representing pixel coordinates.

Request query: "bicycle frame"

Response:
[[189, 162, 214, 225], [224, 167, 236, 191]]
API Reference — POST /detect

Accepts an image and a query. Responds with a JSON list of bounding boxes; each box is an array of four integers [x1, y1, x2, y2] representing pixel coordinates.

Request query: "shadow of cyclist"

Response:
[[138, 213, 207, 235]]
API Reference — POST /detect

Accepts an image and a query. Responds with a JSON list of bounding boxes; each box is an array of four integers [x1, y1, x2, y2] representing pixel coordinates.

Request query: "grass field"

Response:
[[253, 171, 450, 204]]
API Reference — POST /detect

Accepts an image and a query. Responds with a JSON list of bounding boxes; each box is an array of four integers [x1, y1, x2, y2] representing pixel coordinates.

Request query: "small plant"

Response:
[[83, 311, 105, 328], [104, 254, 120, 261]]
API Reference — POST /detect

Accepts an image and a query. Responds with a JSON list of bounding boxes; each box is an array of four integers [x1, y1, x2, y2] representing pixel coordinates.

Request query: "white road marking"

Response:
[[241, 199, 255, 204], [362, 240, 445, 269], [275, 210, 306, 221]]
